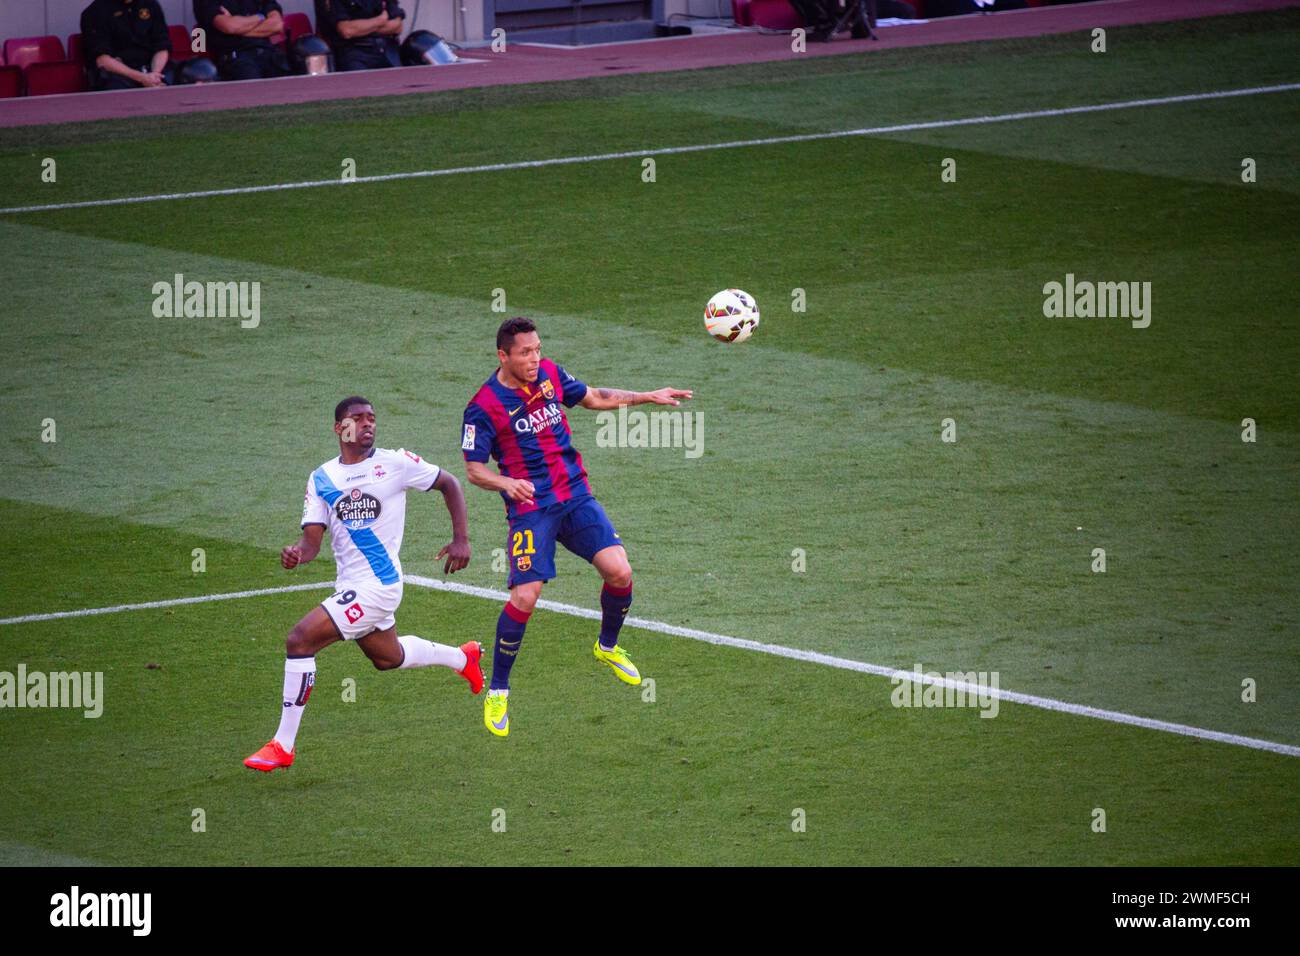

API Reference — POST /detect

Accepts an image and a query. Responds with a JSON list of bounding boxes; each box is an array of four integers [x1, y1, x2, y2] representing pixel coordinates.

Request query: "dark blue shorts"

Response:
[[507, 495, 622, 587]]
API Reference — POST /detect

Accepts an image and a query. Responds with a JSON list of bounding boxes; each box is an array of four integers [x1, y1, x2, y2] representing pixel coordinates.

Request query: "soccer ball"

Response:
[[704, 289, 759, 343]]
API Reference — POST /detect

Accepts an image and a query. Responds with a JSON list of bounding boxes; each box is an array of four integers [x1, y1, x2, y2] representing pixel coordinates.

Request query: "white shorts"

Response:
[[321, 581, 403, 641]]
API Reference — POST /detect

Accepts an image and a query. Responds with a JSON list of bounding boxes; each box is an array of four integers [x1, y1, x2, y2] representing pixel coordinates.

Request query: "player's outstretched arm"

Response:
[[432, 470, 471, 574], [282, 524, 325, 570], [579, 386, 693, 411]]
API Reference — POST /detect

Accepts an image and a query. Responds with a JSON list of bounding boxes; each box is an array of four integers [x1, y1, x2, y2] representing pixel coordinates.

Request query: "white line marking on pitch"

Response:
[[3, 574, 1296, 759], [2, 82, 1296, 216], [0, 581, 332, 624]]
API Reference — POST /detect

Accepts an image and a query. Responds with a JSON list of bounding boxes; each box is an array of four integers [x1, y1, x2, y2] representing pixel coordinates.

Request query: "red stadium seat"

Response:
[[3, 36, 66, 73], [66, 34, 90, 91], [284, 12, 313, 43], [170, 24, 197, 62], [0, 65, 21, 98], [748, 0, 803, 30], [25, 60, 87, 96], [272, 11, 315, 49], [732, 0, 754, 27]]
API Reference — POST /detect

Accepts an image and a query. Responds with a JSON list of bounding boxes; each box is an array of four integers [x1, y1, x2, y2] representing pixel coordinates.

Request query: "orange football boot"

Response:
[[243, 739, 294, 772], [458, 641, 485, 694]]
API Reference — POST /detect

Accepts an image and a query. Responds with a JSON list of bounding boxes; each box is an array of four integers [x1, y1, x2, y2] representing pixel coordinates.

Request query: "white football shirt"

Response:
[[300, 447, 442, 588]]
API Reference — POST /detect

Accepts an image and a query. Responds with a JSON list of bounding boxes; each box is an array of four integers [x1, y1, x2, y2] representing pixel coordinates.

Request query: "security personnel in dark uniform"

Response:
[[194, 0, 293, 80], [80, 0, 175, 90], [315, 0, 405, 72]]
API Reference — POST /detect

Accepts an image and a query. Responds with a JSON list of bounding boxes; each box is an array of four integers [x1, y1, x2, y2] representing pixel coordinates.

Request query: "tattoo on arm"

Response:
[[596, 388, 639, 405]]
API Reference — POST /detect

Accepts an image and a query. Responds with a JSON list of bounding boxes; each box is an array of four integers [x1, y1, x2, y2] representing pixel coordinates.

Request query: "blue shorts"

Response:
[[507, 495, 622, 587]]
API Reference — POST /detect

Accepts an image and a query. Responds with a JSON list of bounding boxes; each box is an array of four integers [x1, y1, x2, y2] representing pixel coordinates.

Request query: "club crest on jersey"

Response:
[[335, 488, 381, 529], [516, 555, 532, 572], [514, 403, 563, 435], [540, 379, 555, 401], [373, 464, 386, 479], [462, 424, 476, 450]]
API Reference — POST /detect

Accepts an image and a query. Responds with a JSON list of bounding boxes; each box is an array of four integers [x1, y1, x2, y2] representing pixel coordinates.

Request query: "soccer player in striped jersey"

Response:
[[462, 317, 692, 737], [242, 396, 481, 772]]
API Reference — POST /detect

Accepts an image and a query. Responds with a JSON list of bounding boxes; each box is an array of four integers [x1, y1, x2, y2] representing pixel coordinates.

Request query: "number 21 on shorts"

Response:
[[512, 530, 535, 572]]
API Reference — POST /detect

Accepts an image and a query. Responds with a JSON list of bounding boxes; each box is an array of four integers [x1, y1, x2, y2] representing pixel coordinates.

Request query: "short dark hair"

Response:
[[497, 317, 537, 353], [334, 396, 372, 422]]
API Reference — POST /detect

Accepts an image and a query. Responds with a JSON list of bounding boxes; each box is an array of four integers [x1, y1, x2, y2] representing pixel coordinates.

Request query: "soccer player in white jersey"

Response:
[[243, 396, 482, 772]]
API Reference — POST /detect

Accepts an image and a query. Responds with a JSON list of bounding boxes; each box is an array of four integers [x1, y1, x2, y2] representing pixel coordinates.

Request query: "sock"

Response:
[[489, 602, 531, 691], [274, 656, 315, 753], [598, 581, 633, 649], [397, 634, 467, 671]]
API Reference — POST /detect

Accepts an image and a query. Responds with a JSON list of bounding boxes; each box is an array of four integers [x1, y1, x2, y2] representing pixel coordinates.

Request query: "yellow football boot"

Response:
[[593, 642, 641, 685], [484, 691, 509, 737]]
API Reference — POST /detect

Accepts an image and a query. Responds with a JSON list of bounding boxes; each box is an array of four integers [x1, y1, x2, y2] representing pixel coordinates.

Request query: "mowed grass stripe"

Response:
[[13, 106, 1297, 430], [2, 83, 1297, 216], [7, 570, 1296, 759]]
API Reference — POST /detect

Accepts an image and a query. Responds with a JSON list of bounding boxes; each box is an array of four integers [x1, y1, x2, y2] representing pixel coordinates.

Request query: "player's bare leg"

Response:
[[356, 626, 483, 692], [590, 545, 640, 684], [246, 611, 485, 770], [244, 606, 340, 771], [483, 580, 543, 737], [509, 580, 544, 614], [592, 545, 632, 591]]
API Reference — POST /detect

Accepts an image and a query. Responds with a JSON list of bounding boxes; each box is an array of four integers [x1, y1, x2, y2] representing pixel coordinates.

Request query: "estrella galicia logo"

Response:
[[335, 487, 381, 529]]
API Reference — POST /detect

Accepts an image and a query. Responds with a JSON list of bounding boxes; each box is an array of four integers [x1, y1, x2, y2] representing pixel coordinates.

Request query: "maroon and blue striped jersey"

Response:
[[462, 358, 591, 517]]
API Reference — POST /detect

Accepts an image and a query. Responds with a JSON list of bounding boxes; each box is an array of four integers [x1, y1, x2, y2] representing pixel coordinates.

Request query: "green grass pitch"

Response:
[[0, 11, 1297, 865]]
